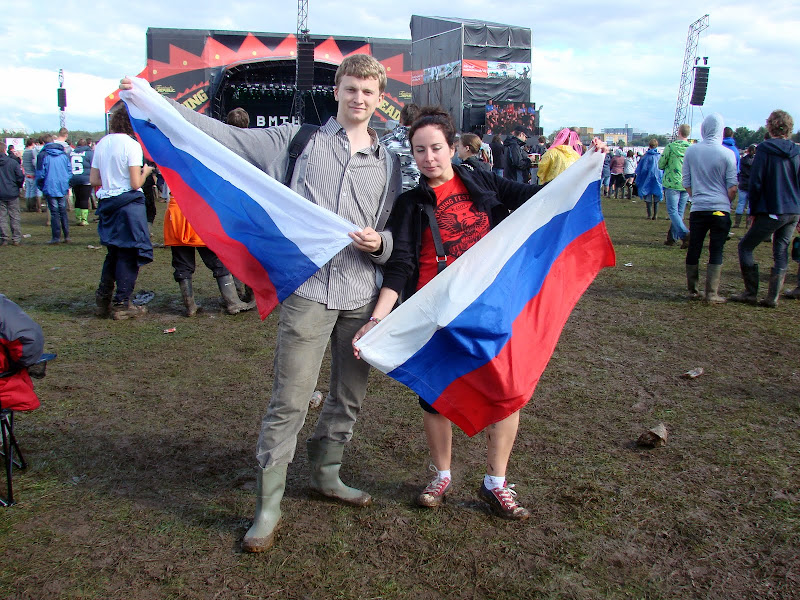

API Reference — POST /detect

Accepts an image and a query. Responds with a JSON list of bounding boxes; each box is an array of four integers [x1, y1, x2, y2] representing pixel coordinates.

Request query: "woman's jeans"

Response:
[[687, 211, 731, 266], [665, 189, 689, 241], [735, 190, 749, 216], [46, 195, 69, 241], [738, 213, 800, 271]]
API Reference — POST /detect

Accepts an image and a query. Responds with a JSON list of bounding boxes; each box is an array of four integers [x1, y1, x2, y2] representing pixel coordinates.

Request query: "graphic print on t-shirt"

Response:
[[435, 187, 490, 259]]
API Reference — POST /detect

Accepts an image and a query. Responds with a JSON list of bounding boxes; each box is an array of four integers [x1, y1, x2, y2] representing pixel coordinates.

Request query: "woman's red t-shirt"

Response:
[[417, 173, 490, 290]]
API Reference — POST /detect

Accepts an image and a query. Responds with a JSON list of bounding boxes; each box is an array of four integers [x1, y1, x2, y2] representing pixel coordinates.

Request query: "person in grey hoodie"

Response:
[[681, 113, 738, 302], [729, 110, 800, 307]]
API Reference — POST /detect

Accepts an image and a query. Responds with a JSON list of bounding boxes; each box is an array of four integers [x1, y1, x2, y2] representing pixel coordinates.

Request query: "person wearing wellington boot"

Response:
[[681, 113, 738, 303], [90, 107, 154, 320], [730, 110, 800, 308]]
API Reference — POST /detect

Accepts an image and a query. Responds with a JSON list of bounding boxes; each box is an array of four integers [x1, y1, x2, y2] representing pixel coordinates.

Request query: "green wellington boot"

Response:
[[729, 263, 759, 304], [307, 439, 372, 507], [178, 278, 201, 317], [705, 264, 727, 304], [241, 463, 287, 553], [216, 274, 256, 315], [686, 264, 703, 300], [759, 267, 787, 308]]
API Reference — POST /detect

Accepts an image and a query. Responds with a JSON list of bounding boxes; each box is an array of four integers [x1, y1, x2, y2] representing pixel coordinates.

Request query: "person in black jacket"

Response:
[[0, 144, 25, 246], [729, 110, 800, 307], [352, 106, 606, 520], [503, 125, 532, 183], [489, 134, 505, 177], [733, 144, 756, 228]]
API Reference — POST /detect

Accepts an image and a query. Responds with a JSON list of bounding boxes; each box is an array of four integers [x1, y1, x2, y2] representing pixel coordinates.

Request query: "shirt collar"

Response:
[[324, 117, 381, 156]]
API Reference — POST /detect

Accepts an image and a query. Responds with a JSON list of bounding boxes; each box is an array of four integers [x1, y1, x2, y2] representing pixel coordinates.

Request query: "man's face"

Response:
[[334, 75, 383, 127], [517, 131, 527, 142]]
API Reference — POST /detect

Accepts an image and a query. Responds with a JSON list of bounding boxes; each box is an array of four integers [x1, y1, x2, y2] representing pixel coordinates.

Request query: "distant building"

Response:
[[602, 126, 645, 139]]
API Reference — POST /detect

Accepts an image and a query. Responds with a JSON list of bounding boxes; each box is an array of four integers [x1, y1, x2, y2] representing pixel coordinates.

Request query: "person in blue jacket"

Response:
[[635, 139, 663, 219], [722, 127, 741, 172], [36, 138, 72, 243]]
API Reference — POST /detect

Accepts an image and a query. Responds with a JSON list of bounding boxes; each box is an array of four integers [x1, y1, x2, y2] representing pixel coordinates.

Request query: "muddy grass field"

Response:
[[1, 197, 798, 600]]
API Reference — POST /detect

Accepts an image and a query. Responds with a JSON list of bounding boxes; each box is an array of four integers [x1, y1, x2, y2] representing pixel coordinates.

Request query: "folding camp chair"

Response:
[[0, 353, 56, 507]]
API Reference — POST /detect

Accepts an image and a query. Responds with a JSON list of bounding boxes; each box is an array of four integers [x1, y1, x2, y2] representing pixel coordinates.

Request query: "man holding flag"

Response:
[[121, 54, 401, 552]]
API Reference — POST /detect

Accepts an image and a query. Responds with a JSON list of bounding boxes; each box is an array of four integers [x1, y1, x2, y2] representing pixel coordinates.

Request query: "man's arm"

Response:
[[727, 185, 738, 204], [119, 77, 298, 178]]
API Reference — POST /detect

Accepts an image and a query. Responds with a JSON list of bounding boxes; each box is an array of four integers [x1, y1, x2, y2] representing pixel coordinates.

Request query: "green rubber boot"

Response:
[[729, 263, 759, 304], [241, 463, 287, 553], [759, 267, 787, 308], [307, 439, 372, 507], [686, 264, 703, 300], [705, 264, 727, 304]]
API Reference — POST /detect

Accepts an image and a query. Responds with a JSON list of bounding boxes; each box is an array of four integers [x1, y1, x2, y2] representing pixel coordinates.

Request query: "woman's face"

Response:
[[456, 142, 471, 160], [412, 125, 455, 186]]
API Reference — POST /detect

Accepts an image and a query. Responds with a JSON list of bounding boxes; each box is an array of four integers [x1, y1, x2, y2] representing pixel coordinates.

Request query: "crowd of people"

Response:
[[1, 52, 797, 555]]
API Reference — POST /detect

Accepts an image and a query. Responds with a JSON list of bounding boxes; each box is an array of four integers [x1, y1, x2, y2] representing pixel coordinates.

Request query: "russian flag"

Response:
[[119, 77, 357, 319], [355, 149, 615, 436]]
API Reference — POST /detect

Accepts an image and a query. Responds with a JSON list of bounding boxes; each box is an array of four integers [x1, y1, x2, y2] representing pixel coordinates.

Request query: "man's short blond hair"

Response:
[[678, 124, 691, 138], [334, 54, 387, 93]]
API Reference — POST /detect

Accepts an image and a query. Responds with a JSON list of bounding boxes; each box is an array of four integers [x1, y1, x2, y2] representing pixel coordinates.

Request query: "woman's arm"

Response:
[[89, 167, 102, 187], [128, 164, 154, 190], [352, 286, 400, 358]]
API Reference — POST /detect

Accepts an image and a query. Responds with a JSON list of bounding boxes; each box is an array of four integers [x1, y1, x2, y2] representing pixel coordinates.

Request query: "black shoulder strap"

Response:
[[284, 124, 320, 185], [422, 203, 448, 274]]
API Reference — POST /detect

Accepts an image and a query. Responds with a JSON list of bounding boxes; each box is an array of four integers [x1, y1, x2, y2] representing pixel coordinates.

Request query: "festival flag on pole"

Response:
[[355, 149, 616, 436], [119, 77, 357, 319]]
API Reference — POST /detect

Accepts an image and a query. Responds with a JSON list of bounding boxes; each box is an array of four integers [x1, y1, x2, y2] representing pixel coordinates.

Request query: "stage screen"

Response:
[[485, 101, 538, 136]]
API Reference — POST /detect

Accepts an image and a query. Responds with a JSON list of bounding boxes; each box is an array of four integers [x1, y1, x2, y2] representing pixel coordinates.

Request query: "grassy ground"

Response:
[[0, 198, 798, 599]]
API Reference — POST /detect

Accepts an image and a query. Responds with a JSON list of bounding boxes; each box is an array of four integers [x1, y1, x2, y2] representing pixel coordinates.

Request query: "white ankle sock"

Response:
[[484, 474, 505, 490], [437, 469, 451, 481]]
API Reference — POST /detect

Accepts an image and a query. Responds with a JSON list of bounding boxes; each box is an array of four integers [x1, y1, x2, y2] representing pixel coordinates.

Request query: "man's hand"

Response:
[[348, 227, 382, 254], [119, 77, 133, 91]]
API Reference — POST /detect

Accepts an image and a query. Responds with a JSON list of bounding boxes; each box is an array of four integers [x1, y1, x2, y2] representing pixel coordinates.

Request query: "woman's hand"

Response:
[[352, 319, 380, 359], [119, 77, 133, 91], [590, 137, 609, 153]]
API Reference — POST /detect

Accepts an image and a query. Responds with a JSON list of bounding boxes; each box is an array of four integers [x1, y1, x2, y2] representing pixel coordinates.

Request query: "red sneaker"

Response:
[[478, 481, 530, 520], [416, 475, 451, 508]]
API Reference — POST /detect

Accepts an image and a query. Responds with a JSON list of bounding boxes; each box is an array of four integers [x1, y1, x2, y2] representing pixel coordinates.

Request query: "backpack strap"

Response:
[[422, 203, 448, 274], [284, 123, 320, 185]]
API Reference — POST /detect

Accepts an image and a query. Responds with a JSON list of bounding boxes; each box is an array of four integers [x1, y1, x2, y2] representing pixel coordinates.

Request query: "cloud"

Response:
[[0, 66, 117, 132]]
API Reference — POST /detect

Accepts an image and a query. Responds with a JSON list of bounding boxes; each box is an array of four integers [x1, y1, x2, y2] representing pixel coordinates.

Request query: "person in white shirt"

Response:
[[89, 108, 154, 320]]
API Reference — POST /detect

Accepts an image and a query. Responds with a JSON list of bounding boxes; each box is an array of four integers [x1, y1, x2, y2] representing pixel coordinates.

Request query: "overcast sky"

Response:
[[3, 1, 798, 136]]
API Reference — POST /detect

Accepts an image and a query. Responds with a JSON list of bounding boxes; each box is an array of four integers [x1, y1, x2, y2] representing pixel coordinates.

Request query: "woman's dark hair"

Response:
[[109, 107, 135, 136], [492, 134, 503, 145], [408, 106, 456, 148]]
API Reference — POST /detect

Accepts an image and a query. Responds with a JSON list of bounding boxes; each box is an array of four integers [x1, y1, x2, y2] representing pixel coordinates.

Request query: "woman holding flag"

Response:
[[353, 107, 606, 520]]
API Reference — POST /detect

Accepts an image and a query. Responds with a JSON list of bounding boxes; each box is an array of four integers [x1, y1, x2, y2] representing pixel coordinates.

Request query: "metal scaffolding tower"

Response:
[[671, 14, 709, 140], [292, 0, 310, 123]]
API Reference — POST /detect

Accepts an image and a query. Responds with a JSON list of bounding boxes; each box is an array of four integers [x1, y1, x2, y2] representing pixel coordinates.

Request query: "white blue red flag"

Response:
[[355, 149, 615, 436], [119, 77, 357, 319]]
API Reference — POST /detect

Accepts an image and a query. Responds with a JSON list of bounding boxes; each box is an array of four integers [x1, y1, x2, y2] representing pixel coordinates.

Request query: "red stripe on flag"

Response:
[[159, 165, 279, 319], [432, 222, 616, 436]]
